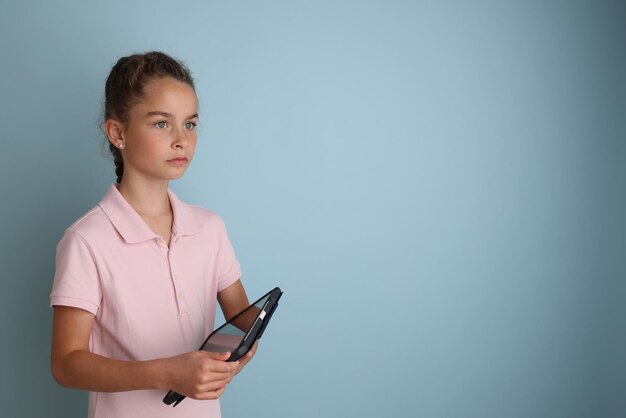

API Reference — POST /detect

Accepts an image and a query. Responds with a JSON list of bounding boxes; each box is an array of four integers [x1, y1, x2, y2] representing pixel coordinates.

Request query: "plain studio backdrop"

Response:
[[1, 1, 624, 417]]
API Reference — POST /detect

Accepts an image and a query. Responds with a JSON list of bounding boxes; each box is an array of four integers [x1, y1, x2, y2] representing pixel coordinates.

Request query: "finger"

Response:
[[195, 384, 227, 400], [241, 352, 254, 365], [204, 363, 234, 375], [199, 371, 232, 383], [198, 379, 229, 393], [203, 358, 238, 375], [201, 359, 237, 373], [237, 357, 250, 369], [203, 351, 231, 360]]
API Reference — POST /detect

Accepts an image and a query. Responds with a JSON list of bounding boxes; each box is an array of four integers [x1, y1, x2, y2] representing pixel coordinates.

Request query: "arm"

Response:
[[217, 279, 251, 321], [217, 280, 258, 373], [50, 306, 238, 399]]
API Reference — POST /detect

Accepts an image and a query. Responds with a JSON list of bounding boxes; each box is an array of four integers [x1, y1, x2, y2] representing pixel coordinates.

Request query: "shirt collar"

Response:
[[98, 184, 202, 244], [168, 186, 203, 239]]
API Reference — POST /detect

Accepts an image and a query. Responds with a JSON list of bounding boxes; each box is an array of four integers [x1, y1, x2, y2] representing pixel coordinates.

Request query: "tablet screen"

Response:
[[200, 291, 271, 353]]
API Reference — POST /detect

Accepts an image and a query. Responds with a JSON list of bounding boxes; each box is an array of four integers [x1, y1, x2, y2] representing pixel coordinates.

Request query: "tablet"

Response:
[[163, 287, 283, 406]]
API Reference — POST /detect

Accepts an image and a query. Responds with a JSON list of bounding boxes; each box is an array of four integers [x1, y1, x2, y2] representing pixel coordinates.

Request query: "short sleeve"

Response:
[[215, 218, 242, 292], [50, 229, 102, 315]]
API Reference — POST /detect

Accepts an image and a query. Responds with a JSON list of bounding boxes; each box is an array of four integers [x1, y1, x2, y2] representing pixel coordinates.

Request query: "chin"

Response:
[[168, 171, 187, 180]]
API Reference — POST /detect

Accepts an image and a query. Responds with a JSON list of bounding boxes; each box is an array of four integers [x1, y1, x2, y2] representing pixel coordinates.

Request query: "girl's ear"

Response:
[[105, 119, 125, 149]]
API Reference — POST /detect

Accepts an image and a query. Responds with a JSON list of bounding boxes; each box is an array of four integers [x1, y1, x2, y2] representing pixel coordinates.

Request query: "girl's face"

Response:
[[118, 77, 199, 183]]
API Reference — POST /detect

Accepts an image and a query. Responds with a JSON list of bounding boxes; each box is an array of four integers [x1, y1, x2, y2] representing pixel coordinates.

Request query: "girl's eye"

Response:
[[185, 121, 197, 130], [155, 121, 168, 129]]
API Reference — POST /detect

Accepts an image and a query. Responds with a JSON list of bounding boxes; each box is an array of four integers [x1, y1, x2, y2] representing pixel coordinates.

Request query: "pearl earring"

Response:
[[119, 143, 125, 149]]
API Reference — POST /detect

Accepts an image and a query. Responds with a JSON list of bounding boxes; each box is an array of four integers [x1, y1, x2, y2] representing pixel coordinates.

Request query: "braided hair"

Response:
[[103, 51, 195, 183]]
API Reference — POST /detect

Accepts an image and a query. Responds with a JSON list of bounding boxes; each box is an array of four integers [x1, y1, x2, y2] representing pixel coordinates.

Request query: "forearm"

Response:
[[51, 307, 237, 398], [52, 350, 170, 393]]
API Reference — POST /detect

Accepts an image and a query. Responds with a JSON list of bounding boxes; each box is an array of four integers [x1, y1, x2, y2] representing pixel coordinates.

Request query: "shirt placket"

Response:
[[157, 236, 187, 318]]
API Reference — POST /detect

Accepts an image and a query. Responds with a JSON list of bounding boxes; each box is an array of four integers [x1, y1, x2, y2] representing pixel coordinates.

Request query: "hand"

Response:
[[164, 351, 239, 400], [233, 340, 258, 376]]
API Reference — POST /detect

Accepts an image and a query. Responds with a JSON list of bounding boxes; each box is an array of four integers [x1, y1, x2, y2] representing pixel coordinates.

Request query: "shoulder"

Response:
[[61, 205, 116, 244], [55, 207, 107, 262], [186, 204, 228, 231], [175, 197, 235, 241], [169, 189, 231, 235]]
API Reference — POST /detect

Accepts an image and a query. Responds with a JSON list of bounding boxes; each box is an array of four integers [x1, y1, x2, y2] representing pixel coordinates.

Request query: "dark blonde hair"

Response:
[[103, 51, 195, 183]]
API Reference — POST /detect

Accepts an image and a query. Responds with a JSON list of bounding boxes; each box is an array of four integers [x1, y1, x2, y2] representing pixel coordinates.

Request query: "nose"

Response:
[[172, 127, 189, 150]]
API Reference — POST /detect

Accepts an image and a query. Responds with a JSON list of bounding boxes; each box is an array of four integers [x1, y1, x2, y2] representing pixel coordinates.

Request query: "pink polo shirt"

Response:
[[50, 184, 242, 418]]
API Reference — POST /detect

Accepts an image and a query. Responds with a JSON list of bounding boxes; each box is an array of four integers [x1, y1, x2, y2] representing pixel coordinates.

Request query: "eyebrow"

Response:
[[145, 111, 199, 119]]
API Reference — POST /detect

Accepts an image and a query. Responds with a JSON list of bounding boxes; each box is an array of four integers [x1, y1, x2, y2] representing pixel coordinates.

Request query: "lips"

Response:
[[167, 157, 188, 166]]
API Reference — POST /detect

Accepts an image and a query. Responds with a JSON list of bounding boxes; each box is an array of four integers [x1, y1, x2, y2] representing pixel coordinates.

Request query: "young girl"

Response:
[[50, 51, 256, 418]]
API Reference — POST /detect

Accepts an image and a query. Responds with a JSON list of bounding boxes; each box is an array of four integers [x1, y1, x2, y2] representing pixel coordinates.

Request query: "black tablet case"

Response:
[[163, 287, 282, 407]]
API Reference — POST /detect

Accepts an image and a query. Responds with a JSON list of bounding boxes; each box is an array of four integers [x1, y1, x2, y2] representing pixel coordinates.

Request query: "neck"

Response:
[[117, 176, 171, 217]]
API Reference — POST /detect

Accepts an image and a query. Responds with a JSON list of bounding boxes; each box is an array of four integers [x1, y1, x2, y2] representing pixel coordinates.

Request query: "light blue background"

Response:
[[1, 1, 624, 417]]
